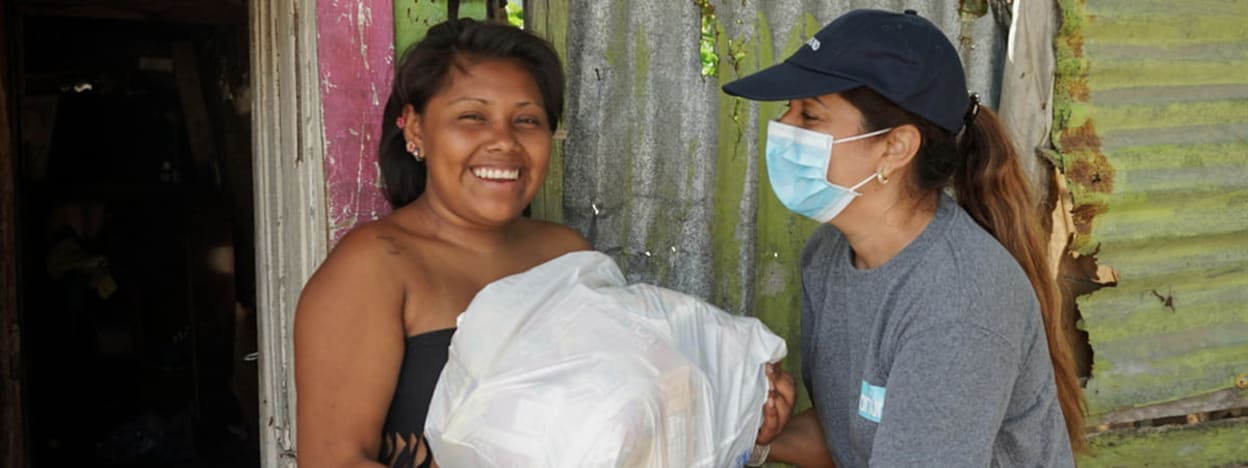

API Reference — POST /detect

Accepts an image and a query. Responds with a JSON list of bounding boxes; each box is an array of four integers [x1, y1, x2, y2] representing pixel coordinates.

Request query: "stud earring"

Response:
[[406, 141, 424, 162], [876, 170, 889, 184]]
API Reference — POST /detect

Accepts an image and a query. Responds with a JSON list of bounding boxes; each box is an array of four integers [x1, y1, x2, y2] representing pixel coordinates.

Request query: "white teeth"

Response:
[[472, 167, 519, 181]]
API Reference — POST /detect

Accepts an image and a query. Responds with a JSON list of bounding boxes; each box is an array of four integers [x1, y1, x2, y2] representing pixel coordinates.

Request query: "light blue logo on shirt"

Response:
[[858, 380, 886, 423]]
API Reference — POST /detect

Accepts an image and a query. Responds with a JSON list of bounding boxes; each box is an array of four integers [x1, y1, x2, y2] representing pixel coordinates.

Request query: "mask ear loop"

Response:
[[848, 172, 879, 192], [835, 127, 893, 144], [837, 128, 893, 192]]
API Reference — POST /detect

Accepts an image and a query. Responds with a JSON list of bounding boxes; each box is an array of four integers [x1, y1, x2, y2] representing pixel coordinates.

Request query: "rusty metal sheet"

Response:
[[1053, 0, 1248, 418]]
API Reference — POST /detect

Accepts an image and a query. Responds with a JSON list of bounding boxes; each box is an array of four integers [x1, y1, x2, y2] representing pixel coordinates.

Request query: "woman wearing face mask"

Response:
[[731, 9, 1086, 467]]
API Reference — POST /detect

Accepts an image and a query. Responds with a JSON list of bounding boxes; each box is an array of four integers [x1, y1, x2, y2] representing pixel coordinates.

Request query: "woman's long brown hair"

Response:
[[844, 87, 1087, 451]]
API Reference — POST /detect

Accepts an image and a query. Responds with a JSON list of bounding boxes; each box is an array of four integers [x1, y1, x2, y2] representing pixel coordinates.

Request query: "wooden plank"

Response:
[[996, 0, 1055, 202], [1078, 419, 1248, 468], [173, 42, 218, 170], [1097, 388, 1248, 426], [317, 0, 395, 243], [250, 0, 329, 466], [526, 0, 568, 223], [17, 0, 245, 24], [0, 0, 28, 465]]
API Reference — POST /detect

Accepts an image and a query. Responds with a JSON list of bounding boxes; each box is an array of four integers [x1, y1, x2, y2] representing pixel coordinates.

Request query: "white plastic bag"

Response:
[[424, 251, 786, 468]]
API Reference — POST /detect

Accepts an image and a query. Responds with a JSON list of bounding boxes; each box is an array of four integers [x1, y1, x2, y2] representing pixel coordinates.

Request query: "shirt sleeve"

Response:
[[868, 322, 1020, 467]]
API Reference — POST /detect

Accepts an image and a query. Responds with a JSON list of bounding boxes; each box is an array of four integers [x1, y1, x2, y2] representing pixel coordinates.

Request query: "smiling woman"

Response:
[[292, 19, 590, 468], [402, 57, 553, 225]]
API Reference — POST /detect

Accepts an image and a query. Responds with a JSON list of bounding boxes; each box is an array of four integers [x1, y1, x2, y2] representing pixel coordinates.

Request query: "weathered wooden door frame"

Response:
[[250, 0, 328, 466], [1, 0, 28, 465]]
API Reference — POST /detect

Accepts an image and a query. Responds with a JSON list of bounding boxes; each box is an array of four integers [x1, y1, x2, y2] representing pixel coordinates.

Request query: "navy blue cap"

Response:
[[723, 9, 971, 133]]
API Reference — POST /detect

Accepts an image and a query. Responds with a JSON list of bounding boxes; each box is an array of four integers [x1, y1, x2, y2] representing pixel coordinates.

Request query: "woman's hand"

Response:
[[757, 362, 796, 444]]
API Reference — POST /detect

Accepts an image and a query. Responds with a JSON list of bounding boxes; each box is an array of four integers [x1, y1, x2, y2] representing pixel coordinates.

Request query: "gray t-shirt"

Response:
[[799, 194, 1075, 467]]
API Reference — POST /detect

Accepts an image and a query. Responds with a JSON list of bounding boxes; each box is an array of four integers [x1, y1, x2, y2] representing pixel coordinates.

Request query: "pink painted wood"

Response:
[[316, 0, 395, 244]]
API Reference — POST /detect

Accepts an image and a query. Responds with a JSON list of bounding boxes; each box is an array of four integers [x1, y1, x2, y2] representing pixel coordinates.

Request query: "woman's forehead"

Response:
[[436, 57, 542, 101]]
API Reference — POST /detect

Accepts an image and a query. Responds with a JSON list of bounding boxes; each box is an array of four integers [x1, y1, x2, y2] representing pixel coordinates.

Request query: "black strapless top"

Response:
[[378, 328, 455, 468]]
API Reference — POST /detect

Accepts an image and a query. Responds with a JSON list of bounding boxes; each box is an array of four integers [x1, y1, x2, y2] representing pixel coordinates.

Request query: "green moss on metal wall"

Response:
[[1090, 101, 1248, 132], [1091, 191, 1248, 243], [710, 11, 750, 322], [1083, 15, 1247, 47], [711, 10, 828, 419], [1089, 230, 1247, 277], [1078, 419, 1248, 468], [1086, 342, 1248, 413], [1085, 292, 1248, 344], [1090, 61, 1248, 91], [1078, 282, 1243, 334], [632, 31, 651, 104], [1110, 143, 1248, 171], [1089, 0, 1241, 15], [1021, 0, 1243, 427], [1052, 0, 1089, 128], [747, 12, 824, 416]]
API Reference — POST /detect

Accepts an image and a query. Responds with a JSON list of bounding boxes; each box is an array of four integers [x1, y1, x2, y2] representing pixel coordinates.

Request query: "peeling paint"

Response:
[[318, 0, 395, 244], [1053, 0, 1248, 424]]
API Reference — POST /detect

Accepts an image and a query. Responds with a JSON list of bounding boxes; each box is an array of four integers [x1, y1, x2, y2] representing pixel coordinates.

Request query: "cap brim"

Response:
[[722, 61, 861, 101]]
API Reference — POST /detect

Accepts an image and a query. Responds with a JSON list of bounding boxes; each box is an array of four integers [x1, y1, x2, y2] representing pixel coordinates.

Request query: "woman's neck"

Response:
[[403, 195, 520, 254], [835, 191, 939, 270]]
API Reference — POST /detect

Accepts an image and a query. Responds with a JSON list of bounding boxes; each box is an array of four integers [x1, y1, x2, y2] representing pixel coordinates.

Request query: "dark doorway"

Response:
[[10, 2, 258, 467]]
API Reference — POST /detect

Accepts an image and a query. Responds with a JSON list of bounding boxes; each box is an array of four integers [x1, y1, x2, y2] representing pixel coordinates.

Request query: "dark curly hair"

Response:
[[378, 18, 565, 208]]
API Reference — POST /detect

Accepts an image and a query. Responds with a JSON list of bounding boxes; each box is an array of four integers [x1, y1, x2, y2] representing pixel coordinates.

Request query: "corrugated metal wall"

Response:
[[335, 1, 1248, 465], [389, 0, 1246, 425], [528, 0, 1008, 407], [556, 0, 1005, 306], [357, 1, 1248, 465], [1053, 0, 1248, 421]]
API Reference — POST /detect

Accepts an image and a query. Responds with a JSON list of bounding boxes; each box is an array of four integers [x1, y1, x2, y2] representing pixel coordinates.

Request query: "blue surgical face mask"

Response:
[[764, 120, 892, 223]]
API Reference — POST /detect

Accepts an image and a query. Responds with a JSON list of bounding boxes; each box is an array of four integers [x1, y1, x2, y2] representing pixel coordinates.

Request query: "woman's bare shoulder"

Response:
[[334, 213, 434, 260], [300, 217, 425, 304], [522, 219, 592, 257]]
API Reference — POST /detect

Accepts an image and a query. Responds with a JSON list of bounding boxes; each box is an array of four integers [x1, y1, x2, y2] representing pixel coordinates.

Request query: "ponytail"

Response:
[[843, 87, 1087, 451], [956, 107, 1087, 452]]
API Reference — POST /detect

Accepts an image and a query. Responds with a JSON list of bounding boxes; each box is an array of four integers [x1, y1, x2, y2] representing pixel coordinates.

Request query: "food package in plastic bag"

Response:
[[424, 251, 787, 468]]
